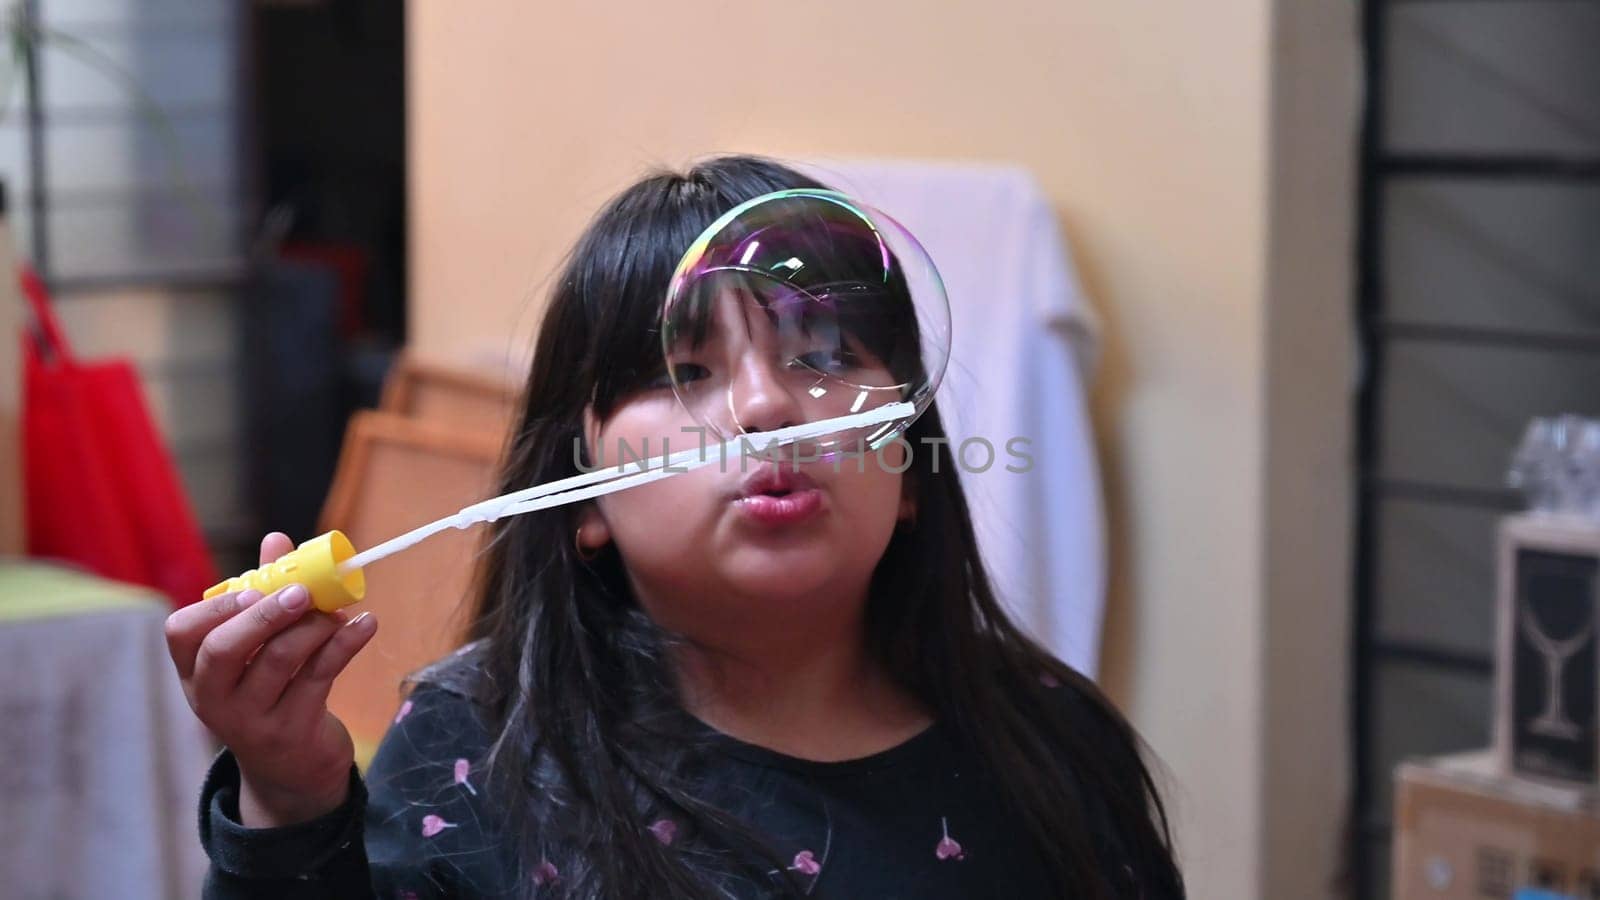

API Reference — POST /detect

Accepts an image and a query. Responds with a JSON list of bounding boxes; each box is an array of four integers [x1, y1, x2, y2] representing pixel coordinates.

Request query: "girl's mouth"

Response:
[[733, 487, 825, 525], [733, 465, 826, 525]]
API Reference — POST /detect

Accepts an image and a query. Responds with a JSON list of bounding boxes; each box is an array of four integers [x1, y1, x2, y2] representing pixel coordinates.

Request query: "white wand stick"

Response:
[[335, 401, 915, 576]]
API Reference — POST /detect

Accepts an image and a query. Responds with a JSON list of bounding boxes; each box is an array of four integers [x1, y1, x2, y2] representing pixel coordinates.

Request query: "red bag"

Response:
[[22, 266, 218, 606]]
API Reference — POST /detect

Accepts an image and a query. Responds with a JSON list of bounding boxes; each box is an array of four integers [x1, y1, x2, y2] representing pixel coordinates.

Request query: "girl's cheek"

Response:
[[603, 467, 723, 530]]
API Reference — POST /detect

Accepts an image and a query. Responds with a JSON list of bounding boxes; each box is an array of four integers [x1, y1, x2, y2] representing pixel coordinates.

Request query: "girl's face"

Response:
[[581, 289, 913, 634]]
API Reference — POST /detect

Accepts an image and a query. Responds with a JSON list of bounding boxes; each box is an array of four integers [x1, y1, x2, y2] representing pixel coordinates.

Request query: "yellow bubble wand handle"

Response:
[[202, 530, 367, 613], [203, 402, 914, 612]]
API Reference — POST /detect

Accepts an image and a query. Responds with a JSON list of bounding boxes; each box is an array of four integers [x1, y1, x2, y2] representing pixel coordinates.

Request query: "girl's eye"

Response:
[[792, 348, 861, 373], [647, 362, 709, 389]]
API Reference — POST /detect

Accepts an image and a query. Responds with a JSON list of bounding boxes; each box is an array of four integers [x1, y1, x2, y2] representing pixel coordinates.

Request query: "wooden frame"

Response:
[[319, 408, 505, 534], [317, 408, 504, 761], [377, 352, 520, 438]]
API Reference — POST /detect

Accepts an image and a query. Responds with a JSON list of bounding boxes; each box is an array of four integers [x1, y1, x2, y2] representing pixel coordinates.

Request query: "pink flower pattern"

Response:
[[421, 814, 456, 838], [936, 817, 965, 861], [789, 849, 822, 876], [649, 818, 678, 846], [453, 758, 477, 795], [532, 859, 560, 886], [398, 717, 999, 890]]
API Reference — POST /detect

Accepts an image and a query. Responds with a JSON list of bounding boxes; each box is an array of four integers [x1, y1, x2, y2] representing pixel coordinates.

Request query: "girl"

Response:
[[167, 156, 1185, 899]]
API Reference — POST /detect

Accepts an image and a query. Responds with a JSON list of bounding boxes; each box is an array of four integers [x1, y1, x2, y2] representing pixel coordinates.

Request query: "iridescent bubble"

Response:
[[662, 189, 950, 459]]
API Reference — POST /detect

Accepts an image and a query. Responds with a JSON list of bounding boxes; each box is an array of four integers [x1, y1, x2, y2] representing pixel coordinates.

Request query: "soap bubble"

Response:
[[661, 189, 950, 460]]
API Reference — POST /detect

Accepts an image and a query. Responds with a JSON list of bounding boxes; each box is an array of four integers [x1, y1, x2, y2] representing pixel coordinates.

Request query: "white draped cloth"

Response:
[[801, 160, 1107, 675]]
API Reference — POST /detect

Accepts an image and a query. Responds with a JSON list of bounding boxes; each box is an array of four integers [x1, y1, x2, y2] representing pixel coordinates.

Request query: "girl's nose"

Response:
[[727, 353, 803, 436]]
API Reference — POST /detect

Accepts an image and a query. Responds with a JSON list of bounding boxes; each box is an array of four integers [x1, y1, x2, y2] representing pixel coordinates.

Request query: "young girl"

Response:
[[167, 156, 1185, 899]]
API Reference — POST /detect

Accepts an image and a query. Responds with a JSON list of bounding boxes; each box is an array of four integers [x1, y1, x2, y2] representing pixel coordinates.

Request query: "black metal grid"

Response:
[[13, 1, 249, 292], [12, 1, 254, 565], [1351, 0, 1600, 896]]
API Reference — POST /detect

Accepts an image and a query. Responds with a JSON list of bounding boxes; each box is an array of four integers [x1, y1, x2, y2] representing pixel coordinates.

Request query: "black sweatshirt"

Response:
[[197, 677, 1181, 899]]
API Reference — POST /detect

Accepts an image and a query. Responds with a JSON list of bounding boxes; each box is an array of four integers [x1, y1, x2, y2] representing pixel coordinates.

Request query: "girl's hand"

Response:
[[166, 532, 379, 827]]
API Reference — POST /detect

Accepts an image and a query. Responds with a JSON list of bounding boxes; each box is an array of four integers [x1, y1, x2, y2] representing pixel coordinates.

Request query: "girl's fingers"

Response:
[[165, 589, 264, 680], [260, 532, 294, 566], [191, 585, 315, 711], [166, 531, 293, 681], [275, 612, 378, 719], [234, 611, 345, 710]]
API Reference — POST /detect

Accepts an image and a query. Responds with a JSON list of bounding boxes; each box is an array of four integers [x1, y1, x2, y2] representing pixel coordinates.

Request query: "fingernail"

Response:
[[279, 585, 310, 612], [236, 590, 263, 609], [348, 611, 373, 629]]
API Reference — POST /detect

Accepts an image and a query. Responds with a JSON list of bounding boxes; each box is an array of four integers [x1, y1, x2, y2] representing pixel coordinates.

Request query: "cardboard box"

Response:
[[1394, 751, 1600, 899]]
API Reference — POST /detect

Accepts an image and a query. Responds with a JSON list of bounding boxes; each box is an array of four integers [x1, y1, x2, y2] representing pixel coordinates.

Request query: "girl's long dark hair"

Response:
[[422, 156, 1184, 899]]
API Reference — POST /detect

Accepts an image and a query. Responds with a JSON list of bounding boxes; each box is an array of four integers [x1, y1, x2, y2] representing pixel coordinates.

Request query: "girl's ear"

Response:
[[898, 477, 918, 526], [575, 405, 613, 553], [576, 502, 612, 555]]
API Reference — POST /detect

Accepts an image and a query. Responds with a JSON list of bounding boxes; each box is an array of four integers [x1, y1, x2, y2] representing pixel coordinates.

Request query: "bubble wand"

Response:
[[202, 401, 915, 612], [207, 186, 952, 613]]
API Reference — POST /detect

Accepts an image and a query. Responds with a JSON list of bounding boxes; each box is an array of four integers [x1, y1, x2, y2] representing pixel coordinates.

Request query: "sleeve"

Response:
[[197, 684, 499, 899], [197, 752, 372, 899]]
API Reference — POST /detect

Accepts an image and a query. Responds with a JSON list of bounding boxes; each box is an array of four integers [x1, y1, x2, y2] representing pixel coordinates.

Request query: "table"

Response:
[[0, 562, 214, 899]]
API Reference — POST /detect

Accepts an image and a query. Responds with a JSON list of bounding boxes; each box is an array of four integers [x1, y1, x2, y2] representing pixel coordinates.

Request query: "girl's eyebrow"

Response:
[[670, 278, 870, 358]]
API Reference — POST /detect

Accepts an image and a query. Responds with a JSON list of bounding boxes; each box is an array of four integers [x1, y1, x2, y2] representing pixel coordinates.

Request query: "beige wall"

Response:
[[409, 3, 1352, 897], [1259, 0, 1358, 896]]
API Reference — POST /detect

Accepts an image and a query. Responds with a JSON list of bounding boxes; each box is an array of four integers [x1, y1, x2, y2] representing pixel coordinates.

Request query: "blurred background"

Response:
[[3, 0, 1599, 898]]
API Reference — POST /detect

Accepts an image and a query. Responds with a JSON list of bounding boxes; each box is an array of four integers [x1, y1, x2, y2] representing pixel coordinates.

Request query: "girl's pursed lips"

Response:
[[734, 463, 820, 500], [732, 486, 826, 526], [730, 462, 828, 526]]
